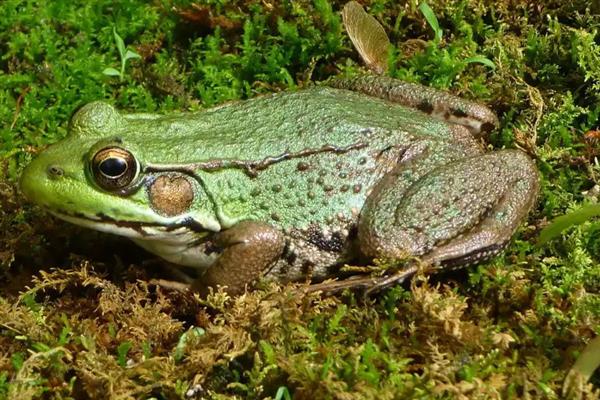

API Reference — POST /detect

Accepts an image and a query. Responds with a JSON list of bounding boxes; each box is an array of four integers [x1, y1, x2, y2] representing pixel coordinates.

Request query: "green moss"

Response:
[[1, 0, 600, 398]]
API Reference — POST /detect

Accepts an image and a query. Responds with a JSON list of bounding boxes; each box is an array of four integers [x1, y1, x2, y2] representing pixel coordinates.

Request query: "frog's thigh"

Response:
[[358, 150, 538, 266], [330, 75, 498, 136], [193, 221, 285, 295]]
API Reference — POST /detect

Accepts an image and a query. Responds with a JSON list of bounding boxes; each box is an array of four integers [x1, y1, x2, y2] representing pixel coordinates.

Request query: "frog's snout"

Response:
[[20, 158, 41, 202], [19, 156, 64, 204]]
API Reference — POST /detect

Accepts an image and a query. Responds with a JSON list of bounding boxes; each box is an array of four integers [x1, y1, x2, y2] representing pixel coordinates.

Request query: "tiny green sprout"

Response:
[[274, 386, 292, 400], [11, 352, 24, 371], [58, 313, 72, 346], [259, 340, 276, 364], [464, 55, 497, 70], [418, 2, 496, 70], [116, 341, 132, 367], [141, 341, 152, 360], [173, 327, 205, 362], [102, 27, 141, 81]]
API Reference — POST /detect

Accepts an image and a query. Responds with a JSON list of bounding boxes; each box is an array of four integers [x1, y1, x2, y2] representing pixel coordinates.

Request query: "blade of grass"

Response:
[[563, 336, 600, 397], [538, 204, 600, 245], [465, 55, 496, 69], [419, 2, 442, 42]]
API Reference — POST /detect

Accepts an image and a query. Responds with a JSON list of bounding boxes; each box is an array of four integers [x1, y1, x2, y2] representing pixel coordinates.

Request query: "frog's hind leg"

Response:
[[358, 149, 538, 282], [339, 2, 496, 136], [329, 75, 499, 137]]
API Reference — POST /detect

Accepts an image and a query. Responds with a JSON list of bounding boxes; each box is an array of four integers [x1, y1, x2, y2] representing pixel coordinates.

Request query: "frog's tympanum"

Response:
[[20, 2, 538, 295]]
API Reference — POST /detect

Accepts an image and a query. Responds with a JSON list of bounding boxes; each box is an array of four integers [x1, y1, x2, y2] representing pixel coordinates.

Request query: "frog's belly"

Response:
[[132, 217, 358, 282], [131, 232, 219, 269]]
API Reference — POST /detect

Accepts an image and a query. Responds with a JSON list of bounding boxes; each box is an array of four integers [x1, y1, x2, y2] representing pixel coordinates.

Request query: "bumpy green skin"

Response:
[[20, 76, 539, 294]]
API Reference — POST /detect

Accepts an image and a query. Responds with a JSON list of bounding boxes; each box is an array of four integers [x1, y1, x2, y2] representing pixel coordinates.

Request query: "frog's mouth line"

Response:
[[48, 209, 207, 240]]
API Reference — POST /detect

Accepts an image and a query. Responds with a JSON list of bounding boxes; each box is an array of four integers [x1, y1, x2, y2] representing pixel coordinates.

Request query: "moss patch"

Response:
[[1, 0, 600, 398]]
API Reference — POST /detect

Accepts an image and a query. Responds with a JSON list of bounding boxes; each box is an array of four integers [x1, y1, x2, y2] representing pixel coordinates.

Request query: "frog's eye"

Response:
[[91, 147, 138, 191]]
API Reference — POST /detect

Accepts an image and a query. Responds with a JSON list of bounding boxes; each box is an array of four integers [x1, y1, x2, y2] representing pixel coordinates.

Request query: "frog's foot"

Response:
[[358, 149, 539, 275], [192, 221, 285, 296], [329, 75, 499, 137], [302, 264, 421, 296], [149, 278, 192, 292]]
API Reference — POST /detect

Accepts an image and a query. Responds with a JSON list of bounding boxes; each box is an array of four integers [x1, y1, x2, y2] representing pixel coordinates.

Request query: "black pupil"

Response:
[[99, 157, 127, 177]]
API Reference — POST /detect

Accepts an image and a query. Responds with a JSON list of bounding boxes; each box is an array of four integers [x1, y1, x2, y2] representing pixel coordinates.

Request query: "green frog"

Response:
[[19, 2, 539, 294]]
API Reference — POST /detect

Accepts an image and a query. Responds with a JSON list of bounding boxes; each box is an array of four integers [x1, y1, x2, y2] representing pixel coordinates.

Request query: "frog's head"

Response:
[[20, 102, 220, 243]]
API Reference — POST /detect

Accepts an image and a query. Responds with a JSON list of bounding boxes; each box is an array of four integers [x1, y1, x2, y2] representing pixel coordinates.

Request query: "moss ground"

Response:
[[1, 0, 600, 398]]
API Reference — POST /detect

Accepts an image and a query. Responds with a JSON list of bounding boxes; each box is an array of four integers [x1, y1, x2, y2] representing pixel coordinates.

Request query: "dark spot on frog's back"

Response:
[[306, 225, 345, 253], [418, 100, 434, 114], [451, 108, 468, 118], [297, 161, 310, 171]]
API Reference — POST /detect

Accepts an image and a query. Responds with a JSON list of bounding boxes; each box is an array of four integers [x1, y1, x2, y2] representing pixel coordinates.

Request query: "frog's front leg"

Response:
[[193, 221, 285, 295], [358, 150, 538, 278]]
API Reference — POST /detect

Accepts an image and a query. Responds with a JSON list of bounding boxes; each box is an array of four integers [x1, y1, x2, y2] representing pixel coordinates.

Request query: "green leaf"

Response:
[[275, 386, 292, 400], [537, 204, 600, 245], [113, 27, 126, 58], [259, 340, 276, 365], [32, 342, 51, 352], [419, 2, 443, 42], [124, 49, 141, 61], [465, 55, 496, 69], [102, 67, 121, 77]]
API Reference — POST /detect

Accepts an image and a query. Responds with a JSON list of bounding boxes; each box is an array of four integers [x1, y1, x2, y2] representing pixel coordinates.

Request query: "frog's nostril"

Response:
[[47, 165, 64, 179]]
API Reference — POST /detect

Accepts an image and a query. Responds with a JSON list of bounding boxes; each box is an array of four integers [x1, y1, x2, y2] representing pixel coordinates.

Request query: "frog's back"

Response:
[[123, 86, 481, 237], [125, 86, 456, 164], [171, 87, 460, 231]]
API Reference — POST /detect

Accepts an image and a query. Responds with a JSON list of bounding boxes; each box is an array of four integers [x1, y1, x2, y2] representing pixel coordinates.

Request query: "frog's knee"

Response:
[[495, 149, 539, 200]]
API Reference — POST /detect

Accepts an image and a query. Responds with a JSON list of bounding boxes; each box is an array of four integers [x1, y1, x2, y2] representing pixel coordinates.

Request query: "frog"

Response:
[[19, 2, 539, 295]]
